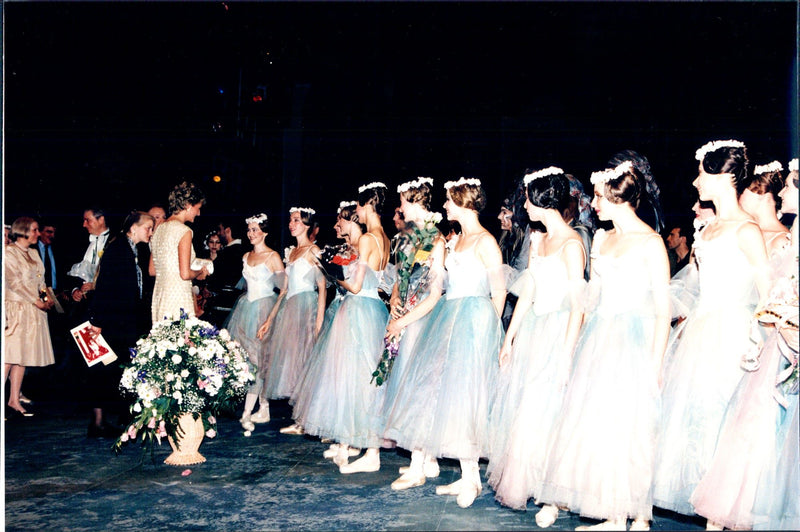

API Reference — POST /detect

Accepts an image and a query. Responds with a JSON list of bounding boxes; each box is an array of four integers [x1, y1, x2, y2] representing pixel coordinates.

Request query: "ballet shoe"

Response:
[[239, 414, 256, 431], [250, 408, 270, 423], [321, 438, 333, 443], [398, 461, 440, 478], [333, 451, 349, 468], [338, 453, 379, 474], [535, 505, 559, 528], [705, 521, 723, 531], [279, 423, 304, 435], [390, 471, 426, 490], [19, 395, 33, 405], [456, 479, 481, 508], [323, 444, 341, 459], [630, 518, 650, 531], [575, 519, 626, 531], [435, 479, 464, 496]]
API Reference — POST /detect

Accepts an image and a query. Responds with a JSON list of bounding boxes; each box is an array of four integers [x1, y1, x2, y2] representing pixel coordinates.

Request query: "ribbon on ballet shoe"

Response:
[[435, 479, 463, 496], [391, 471, 426, 491], [535, 505, 559, 528]]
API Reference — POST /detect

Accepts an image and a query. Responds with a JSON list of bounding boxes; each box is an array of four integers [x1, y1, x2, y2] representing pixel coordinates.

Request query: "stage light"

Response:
[[213, 175, 222, 183]]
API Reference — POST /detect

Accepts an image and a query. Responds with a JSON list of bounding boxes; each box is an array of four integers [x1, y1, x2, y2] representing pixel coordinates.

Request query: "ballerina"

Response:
[[689, 157, 799, 531], [652, 140, 770, 520], [256, 207, 326, 435], [375, 177, 447, 490], [739, 160, 791, 257], [535, 158, 670, 531], [486, 167, 586, 511], [223, 213, 285, 431], [384, 177, 506, 509]]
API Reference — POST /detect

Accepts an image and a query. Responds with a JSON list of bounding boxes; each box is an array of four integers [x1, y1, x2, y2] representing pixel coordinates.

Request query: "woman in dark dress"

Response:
[[86, 211, 155, 438]]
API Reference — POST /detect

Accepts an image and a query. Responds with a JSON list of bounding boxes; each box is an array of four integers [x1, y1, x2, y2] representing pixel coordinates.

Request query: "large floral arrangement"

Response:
[[372, 213, 442, 386], [114, 310, 255, 453]]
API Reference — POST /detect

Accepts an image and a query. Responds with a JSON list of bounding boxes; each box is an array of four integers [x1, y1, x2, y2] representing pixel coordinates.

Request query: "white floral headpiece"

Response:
[[590, 161, 634, 186], [788, 158, 798, 173], [358, 181, 387, 194], [397, 177, 434, 193], [754, 161, 783, 175], [337, 201, 357, 214], [245, 213, 268, 225], [523, 166, 564, 186], [425, 212, 443, 225], [289, 207, 316, 216], [694, 139, 746, 161], [444, 177, 482, 190]]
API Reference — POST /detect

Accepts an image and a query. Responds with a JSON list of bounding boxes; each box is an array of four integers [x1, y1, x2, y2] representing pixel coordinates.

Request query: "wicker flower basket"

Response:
[[164, 413, 207, 465]]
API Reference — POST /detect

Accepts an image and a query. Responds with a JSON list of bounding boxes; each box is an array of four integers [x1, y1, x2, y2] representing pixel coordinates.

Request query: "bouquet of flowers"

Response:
[[372, 213, 442, 386], [317, 242, 358, 286], [114, 310, 255, 454]]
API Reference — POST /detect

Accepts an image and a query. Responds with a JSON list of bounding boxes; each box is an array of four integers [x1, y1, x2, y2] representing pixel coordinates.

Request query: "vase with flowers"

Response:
[[114, 310, 255, 464]]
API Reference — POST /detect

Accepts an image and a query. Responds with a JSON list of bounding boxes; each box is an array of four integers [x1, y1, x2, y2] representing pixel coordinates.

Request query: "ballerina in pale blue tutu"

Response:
[[535, 155, 671, 531], [652, 140, 770, 522], [257, 206, 326, 435], [486, 167, 586, 512], [372, 177, 447, 490], [223, 213, 285, 432], [384, 177, 506, 509]]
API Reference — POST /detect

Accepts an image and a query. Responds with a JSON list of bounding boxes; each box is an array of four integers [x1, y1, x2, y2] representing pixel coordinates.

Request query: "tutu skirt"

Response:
[[261, 291, 318, 400], [225, 293, 277, 393], [383, 295, 503, 461]]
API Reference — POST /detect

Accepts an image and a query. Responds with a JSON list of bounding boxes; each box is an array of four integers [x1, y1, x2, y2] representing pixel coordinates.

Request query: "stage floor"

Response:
[[4, 396, 704, 531]]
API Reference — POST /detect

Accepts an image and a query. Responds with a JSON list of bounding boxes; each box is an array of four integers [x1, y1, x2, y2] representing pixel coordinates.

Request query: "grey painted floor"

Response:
[[4, 395, 705, 531]]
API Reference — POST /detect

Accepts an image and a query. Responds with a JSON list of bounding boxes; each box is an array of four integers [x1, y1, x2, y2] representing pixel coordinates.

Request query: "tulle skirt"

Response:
[[652, 303, 754, 516], [290, 295, 344, 405], [225, 293, 277, 393], [293, 294, 389, 449], [689, 330, 785, 528], [537, 311, 660, 521], [261, 291, 319, 400], [487, 308, 572, 510], [383, 295, 503, 461]]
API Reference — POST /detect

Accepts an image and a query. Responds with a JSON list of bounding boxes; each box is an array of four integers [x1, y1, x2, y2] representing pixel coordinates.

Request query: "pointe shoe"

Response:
[[456, 479, 481, 508], [333, 450, 350, 468], [323, 444, 341, 459], [240, 414, 255, 432], [391, 471, 426, 490], [279, 423, 304, 435], [339, 453, 380, 474], [435, 479, 464, 496], [575, 519, 626, 531], [321, 438, 333, 443], [630, 519, 650, 531], [19, 395, 33, 405], [535, 505, 559, 528], [250, 408, 270, 423], [399, 461, 440, 478]]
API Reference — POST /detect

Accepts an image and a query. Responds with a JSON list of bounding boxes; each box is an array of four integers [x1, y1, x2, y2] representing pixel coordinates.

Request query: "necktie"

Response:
[[43, 244, 53, 288]]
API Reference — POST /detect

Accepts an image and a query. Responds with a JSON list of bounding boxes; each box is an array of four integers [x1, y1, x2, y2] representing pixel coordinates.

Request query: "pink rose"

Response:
[[205, 429, 216, 438], [147, 418, 156, 429], [207, 416, 216, 424], [127, 426, 138, 439], [197, 378, 207, 389], [120, 433, 129, 442]]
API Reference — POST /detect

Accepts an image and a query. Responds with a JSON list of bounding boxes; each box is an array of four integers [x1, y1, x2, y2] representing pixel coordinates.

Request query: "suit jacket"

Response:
[[210, 241, 245, 291], [35, 241, 62, 292], [88, 236, 147, 359]]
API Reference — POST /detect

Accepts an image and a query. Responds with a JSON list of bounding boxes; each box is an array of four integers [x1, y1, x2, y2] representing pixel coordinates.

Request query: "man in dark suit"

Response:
[[205, 218, 247, 326]]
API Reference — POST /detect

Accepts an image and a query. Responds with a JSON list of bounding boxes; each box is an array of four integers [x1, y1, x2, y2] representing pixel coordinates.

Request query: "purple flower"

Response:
[[129, 347, 138, 359]]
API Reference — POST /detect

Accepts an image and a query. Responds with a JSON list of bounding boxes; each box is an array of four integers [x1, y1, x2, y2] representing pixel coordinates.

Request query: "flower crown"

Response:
[[289, 207, 316, 216], [397, 177, 434, 193], [358, 181, 387, 194], [695, 139, 746, 161], [590, 161, 634, 185], [337, 201, 357, 214], [754, 161, 783, 175], [245, 213, 268, 225], [444, 177, 482, 190], [788, 158, 798, 173], [523, 166, 564, 186]]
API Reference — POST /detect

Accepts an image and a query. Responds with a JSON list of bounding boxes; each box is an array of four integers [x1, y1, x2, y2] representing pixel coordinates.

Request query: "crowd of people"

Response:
[[4, 140, 798, 530]]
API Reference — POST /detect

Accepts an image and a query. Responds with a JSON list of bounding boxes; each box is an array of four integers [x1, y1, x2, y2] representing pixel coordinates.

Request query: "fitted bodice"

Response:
[[529, 238, 579, 316], [242, 257, 278, 301], [444, 245, 491, 299], [590, 231, 659, 317], [346, 261, 383, 300], [285, 258, 318, 299], [694, 223, 758, 313]]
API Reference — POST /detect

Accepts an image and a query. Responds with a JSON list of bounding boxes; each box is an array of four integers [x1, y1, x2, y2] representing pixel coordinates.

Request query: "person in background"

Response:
[[86, 211, 155, 438], [66, 207, 110, 305], [389, 206, 408, 264], [4, 217, 55, 418], [665, 222, 693, 277]]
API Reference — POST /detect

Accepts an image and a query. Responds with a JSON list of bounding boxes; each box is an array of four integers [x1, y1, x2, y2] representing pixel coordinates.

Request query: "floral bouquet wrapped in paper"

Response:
[[114, 310, 255, 456], [372, 212, 442, 386], [317, 242, 358, 283]]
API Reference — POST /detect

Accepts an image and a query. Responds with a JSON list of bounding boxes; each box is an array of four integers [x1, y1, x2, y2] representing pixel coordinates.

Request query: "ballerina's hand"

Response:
[[386, 319, 403, 339], [498, 344, 512, 367], [256, 321, 270, 340]]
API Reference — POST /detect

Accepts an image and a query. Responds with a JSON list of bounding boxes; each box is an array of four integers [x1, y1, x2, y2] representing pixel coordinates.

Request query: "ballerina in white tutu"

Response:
[[486, 167, 586, 511], [739, 160, 791, 257], [257, 206, 326, 435], [652, 140, 770, 521], [383, 177, 506, 509], [223, 213, 285, 431], [535, 156, 670, 531]]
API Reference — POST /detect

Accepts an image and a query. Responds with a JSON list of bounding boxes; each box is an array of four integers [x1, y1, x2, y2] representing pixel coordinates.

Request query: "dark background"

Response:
[[3, 1, 798, 251]]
